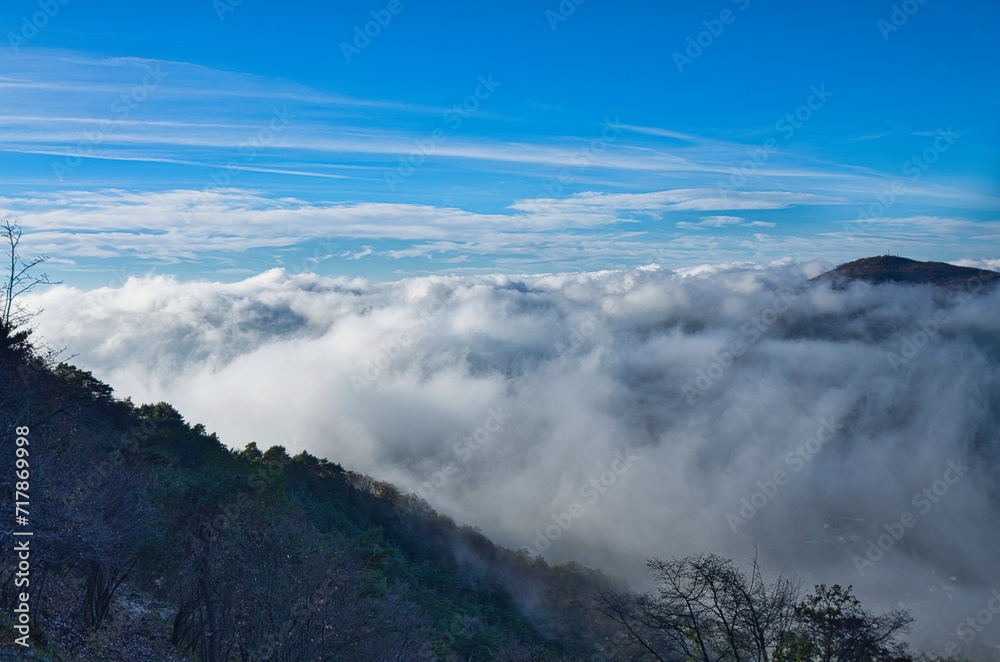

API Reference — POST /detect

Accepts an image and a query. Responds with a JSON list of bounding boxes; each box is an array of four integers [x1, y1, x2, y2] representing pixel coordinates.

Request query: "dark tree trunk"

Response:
[[200, 567, 221, 662]]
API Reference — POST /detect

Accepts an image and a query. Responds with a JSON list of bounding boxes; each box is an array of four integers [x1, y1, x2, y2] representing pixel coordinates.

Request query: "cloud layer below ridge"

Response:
[[30, 260, 1000, 653]]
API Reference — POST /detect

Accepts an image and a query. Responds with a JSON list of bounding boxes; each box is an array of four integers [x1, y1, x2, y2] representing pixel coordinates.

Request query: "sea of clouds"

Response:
[[30, 259, 1000, 655]]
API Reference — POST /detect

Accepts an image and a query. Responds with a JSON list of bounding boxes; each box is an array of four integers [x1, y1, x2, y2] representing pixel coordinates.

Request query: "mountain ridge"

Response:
[[812, 255, 1000, 287]]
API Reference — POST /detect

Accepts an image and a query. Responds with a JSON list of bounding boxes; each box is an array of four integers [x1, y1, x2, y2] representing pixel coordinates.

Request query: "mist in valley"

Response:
[[31, 259, 1000, 654]]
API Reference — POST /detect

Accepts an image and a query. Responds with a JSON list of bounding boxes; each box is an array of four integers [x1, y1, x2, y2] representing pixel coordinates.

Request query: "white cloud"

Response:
[[675, 215, 779, 230], [512, 189, 844, 216], [954, 257, 1000, 271], [0, 189, 523, 259], [0, 188, 814, 264], [2, 188, 995, 278], [28, 262, 1000, 650]]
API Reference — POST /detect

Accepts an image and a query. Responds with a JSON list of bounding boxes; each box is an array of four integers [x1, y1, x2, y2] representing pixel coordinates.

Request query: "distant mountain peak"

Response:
[[813, 255, 1000, 287]]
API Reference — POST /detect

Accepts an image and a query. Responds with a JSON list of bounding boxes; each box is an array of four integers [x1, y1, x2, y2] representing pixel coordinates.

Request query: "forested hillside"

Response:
[[0, 327, 624, 661]]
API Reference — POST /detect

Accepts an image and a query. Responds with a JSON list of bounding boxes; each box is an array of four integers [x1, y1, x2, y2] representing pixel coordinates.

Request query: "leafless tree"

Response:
[[1, 220, 58, 340], [596, 553, 798, 662], [171, 488, 430, 661], [33, 424, 150, 630]]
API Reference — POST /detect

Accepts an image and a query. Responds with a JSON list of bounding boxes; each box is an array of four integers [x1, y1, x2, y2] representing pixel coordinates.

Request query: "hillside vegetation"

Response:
[[812, 255, 1000, 287], [0, 328, 625, 661]]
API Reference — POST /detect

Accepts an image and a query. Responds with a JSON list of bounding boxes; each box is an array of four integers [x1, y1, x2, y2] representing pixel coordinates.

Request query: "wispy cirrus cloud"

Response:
[[676, 215, 777, 230], [825, 215, 1000, 245], [0, 52, 437, 111], [2, 49, 997, 281], [511, 189, 845, 215], [3, 50, 989, 204]]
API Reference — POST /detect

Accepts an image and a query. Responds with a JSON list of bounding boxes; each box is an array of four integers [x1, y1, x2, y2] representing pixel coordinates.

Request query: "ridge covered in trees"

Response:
[[0, 346, 626, 660]]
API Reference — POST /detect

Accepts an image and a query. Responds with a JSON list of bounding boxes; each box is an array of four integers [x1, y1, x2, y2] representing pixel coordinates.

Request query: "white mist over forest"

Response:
[[31, 260, 1000, 652]]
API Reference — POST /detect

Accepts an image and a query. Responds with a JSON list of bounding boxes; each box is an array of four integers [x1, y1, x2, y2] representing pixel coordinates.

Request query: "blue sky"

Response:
[[1, 0, 998, 287]]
